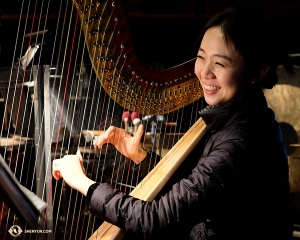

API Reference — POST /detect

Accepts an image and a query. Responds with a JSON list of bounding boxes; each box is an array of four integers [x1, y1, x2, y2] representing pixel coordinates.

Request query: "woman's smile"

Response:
[[202, 83, 221, 92]]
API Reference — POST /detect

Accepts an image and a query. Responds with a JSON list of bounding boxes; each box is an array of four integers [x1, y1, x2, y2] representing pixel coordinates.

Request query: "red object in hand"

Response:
[[131, 111, 139, 121], [122, 111, 132, 124]]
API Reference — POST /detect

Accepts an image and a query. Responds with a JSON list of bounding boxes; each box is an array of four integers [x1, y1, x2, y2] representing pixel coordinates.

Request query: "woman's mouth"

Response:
[[204, 84, 220, 91]]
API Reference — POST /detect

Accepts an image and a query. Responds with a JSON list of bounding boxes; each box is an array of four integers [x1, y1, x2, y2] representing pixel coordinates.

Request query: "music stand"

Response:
[[0, 153, 46, 229]]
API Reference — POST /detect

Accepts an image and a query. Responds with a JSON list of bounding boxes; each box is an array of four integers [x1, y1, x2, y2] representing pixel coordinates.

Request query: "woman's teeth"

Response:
[[205, 85, 220, 90]]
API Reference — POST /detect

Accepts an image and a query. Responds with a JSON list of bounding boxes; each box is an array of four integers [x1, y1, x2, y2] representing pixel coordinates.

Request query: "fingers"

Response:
[[52, 169, 62, 180], [77, 150, 86, 174], [133, 124, 144, 145], [93, 126, 127, 148], [76, 150, 83, 161], [52, 159, 62, 180], [52, 154, 85, 181], [93, 126, 116, 148], [136, 124, 144, 137]]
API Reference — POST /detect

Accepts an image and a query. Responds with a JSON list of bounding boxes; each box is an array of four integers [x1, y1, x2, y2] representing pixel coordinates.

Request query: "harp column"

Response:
[[33, 65, 53, 238]]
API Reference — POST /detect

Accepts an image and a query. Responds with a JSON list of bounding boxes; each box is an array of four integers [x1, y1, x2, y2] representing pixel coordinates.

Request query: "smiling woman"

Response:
[[53, 5, 294, 240], [195, 26, 247, 106]]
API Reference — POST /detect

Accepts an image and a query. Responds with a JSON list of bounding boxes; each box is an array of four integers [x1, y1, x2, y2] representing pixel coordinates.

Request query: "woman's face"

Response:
[[195, 26, 246, 106]]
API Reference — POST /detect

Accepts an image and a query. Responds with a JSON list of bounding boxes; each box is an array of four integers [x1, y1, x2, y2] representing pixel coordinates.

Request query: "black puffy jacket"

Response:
[[87, 86, 293, 240]]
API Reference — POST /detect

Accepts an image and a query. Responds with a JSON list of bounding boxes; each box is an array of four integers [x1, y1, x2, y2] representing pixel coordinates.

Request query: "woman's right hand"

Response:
[[93, 124, 147, 164]]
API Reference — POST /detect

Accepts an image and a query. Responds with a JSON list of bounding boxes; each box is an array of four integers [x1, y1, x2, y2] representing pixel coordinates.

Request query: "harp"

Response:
[[0, 0, 205, 239]]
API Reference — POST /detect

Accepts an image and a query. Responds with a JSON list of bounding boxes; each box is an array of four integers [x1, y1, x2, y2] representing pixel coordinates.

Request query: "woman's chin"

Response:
[[204, 97, 219, 106]]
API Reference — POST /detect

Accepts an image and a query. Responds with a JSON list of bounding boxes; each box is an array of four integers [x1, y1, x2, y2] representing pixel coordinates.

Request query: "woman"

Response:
[[52, 6, 294, 239]]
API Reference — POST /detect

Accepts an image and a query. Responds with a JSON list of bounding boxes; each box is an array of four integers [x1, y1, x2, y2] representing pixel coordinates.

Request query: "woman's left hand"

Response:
[[52, 150, 96, 195]]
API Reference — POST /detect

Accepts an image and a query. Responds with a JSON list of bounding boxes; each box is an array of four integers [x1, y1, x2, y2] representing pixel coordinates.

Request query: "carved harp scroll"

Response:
[[72, 0, 203, 115]]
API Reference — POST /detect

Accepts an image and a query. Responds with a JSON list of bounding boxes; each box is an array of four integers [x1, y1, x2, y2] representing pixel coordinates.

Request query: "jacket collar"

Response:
[[199, 98, 236, 133], [198, 85, 268, 133]]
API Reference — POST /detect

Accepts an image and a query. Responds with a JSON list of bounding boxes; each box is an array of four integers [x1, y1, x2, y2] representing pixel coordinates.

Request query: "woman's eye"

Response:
[[216, 62, 224, 67], [197, 55, 204, 60]]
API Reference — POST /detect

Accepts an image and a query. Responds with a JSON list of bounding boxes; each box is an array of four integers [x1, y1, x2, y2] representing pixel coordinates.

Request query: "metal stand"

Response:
[[33, 65, 53, 238]]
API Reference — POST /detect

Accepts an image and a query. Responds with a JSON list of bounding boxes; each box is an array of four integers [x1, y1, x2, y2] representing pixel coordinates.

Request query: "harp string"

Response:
[[57, 1, 124, 238], [50, 1, 97, 239], [3, 0, 59, 234], [127, 83, 156, 191], [117, 81, 153, 194], [37, 0, 82, 235], [53, 7, 88, 239], [34, 0, 67, 235], [120, 82, 158, 194], [21, 4, 54, 232], [60, 57, 94, 240], [82, 1, 150, 231], [0, 0, 41, 234], [10, 70, 35, 235], [114, 70, 137, 193], [74, 3, 123, 239], [1, 0, 96, 236], [141, 85, 170, 179], [92, 5, 134, 192], [70, 3, 111, 236], [65, 27, 102, 240], [135, 77, 200, 191], [133, 81, 152, 183], [80, 2, 134, 236], [18, 0, 52, 193]]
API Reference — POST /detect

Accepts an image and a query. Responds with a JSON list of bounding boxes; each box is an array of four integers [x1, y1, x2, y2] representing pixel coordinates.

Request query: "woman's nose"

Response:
[[201, 63, 215, 79]]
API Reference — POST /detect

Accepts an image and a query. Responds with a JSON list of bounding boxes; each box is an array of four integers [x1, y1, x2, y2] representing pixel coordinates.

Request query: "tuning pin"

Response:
[[122, 111, 131, 133]]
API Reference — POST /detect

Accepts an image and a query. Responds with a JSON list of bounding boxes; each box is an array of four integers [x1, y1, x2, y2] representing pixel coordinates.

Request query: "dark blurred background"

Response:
[[0, 0, 300, 68]]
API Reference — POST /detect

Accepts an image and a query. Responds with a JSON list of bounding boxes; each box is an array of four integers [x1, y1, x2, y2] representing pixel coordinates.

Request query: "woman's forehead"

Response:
[[201, 27, 239, 58]]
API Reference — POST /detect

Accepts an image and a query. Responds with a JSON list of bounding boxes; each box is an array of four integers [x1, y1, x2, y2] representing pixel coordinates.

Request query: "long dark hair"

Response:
[[197, 6, 294, 89]]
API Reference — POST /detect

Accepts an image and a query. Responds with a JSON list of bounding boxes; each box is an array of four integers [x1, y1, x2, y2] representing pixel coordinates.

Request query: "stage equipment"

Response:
[[14, 30, 48, 70]]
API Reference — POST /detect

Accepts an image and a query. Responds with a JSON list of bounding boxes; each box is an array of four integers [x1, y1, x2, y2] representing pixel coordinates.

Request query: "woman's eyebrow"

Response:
[[214, 54, 234, 63], [198, 48, 234, 63], [198, 48, 205, 53]]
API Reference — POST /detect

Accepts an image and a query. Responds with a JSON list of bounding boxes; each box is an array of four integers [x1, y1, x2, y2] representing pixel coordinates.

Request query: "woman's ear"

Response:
[[250, 64, 269, 84]]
